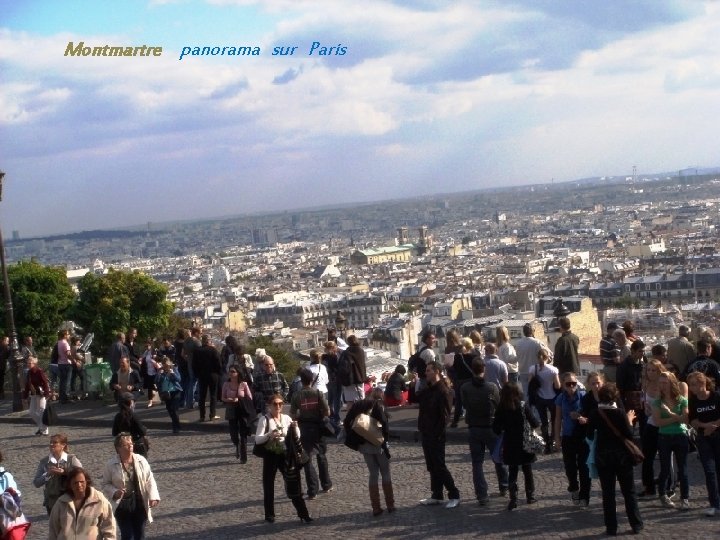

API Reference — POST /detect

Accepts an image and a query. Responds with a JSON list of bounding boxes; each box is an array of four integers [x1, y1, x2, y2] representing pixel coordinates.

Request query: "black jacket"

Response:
[[192, 345, 223, 379], [460, 377, 499, 427], [417, 378, 452, 436]]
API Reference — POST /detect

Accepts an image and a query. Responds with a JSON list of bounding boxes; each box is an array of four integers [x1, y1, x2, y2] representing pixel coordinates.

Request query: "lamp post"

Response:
[[334, 310, 347, 339], [0, 171, 24, 412]]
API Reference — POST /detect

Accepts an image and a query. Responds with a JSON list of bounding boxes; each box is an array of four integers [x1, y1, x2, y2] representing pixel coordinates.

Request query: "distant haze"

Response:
[[1, 0, 719, 237]]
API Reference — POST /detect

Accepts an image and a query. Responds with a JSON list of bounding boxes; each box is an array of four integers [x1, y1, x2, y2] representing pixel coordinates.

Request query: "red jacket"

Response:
[[23, 366, 50, 399]]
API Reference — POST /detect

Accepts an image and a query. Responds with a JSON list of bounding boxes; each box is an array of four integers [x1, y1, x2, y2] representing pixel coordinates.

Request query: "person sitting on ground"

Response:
[[384, 365, 407, 407]]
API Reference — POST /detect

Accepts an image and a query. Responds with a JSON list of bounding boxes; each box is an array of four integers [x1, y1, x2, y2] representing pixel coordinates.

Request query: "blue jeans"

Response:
[[58, 364, 72, 403], [468, 426, 508, 500], [327, 382, 343, 423], [658, 433, 689, 500], [182, 374, 196, 409], [49, 364, 59, 391], [697, 432, 720, 509]]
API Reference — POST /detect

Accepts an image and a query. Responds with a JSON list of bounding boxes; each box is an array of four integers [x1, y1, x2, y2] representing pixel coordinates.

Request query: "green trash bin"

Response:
[[84, 362, 112, 399]]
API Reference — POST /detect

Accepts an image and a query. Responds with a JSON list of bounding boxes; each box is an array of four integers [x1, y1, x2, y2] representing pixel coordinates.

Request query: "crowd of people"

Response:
[[4, 319, 720, 537]]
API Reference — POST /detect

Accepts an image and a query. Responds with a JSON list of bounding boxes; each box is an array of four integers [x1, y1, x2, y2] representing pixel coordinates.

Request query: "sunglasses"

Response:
[[271, 402, 283, 406], [565, 381, 578, 387]]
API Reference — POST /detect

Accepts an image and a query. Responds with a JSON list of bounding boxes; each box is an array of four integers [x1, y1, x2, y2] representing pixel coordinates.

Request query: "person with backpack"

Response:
[[290, 368, 333, 499], [1, 448, 30, 540], [339, 335, 367, 403], [33, 433, 82, 514]]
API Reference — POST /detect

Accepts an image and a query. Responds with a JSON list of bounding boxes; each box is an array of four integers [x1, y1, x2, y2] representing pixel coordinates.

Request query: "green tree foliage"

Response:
[[0, 261, 74, 348], [397, 303, 416, 313], [71, 269, 174, 353], [247, 335, 300, 380]]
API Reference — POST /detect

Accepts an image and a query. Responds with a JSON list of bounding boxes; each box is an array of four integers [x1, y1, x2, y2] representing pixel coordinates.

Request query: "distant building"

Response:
[[350, 245, 413, 265]]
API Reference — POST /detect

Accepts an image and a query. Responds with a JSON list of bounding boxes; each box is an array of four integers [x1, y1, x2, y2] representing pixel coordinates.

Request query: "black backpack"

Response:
[[408, 347, 427, 378], [336, 350, 354, 387]]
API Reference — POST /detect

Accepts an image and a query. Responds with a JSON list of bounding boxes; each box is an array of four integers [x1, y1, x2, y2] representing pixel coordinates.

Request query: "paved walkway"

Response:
[[1, 397, 717, 538]]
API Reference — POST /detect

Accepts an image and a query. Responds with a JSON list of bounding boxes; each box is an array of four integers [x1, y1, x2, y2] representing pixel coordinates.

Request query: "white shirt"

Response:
[[498, 342, 518, 374], [529, 363, 559, 400], [515, 337, 543, 376], [307, 363, 329, 394]]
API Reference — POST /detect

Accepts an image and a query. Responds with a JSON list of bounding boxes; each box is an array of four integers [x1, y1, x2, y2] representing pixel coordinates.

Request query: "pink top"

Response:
[[57, 339, 72, 365], [222, 381, 252, 402]]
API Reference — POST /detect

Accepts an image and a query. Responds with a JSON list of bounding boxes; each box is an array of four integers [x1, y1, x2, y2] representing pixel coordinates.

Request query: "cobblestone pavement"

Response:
[[1, 399, 718, 539]]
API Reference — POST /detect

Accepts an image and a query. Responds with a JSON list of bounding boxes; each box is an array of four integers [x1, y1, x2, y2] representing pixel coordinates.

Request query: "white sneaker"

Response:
[[445, 498, 460, 509], [705, 507, 717, 517], [41, 428, 49, 435], [680, 499, 690, 511], [659, 495, 675, 508], [419, 498, 442, 506]]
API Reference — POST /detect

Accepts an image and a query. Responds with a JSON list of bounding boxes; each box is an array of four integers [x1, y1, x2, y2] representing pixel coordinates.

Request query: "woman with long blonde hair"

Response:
[[496, 326, 518, 385], [652, 372, 690, 509], [638, 359, 667, 497]]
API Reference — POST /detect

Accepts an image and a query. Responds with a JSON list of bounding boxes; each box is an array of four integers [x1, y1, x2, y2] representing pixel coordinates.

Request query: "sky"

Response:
[[1, 0, 719, 237]]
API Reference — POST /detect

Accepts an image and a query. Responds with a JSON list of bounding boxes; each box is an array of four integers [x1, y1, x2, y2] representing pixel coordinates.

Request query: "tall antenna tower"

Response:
[[632, 165, 637, 183]]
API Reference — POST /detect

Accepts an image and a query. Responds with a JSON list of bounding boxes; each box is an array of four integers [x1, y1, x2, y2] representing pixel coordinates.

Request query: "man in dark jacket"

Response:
[[461, 358, 508, 503], [290, 368, 332, 499], [554, 317, 580, 375], [416, 361, 460, 509], [343, 334, 367, 401], [616, 340, 645, 420], [192, 335, 223, 421]]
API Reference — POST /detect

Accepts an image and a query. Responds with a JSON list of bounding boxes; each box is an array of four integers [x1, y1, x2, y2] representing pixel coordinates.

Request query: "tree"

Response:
[[247, 335, 299, 380], [71, 269, 174, 353], [0, 261, 74, 348]]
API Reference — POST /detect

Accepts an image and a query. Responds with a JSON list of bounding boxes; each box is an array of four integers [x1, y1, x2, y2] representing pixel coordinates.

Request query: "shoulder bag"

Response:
[[521, 402, 545, 455], [351, 413, 384, 446], [598, 408, 644, 465]]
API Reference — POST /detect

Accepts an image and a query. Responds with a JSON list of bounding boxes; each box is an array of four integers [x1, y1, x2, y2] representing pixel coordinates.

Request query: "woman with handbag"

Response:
[[102, 433, 160, 540], [653, 371, 690, 510], [527, 347, 560, 454], [687, 371, 720, 516], [112, 393, 149, 457], [587, 383, 643, 536], [255, 393, 312, 524], [492, 382, 539, 510], [155, 357, 183, 434], [344, 388, 395, 516], [222, 363, 253, 462]]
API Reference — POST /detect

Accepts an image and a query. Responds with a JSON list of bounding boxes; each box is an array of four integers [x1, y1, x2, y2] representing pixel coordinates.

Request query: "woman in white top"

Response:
[[497, 326, 519, 384], [307, 349, 329, 397], [528, 347, 560, 454], [256, 393, 312, 524]]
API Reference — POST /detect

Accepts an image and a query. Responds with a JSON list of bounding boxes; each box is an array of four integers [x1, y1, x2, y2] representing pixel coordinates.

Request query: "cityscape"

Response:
[[6, 167, 720, 375]]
